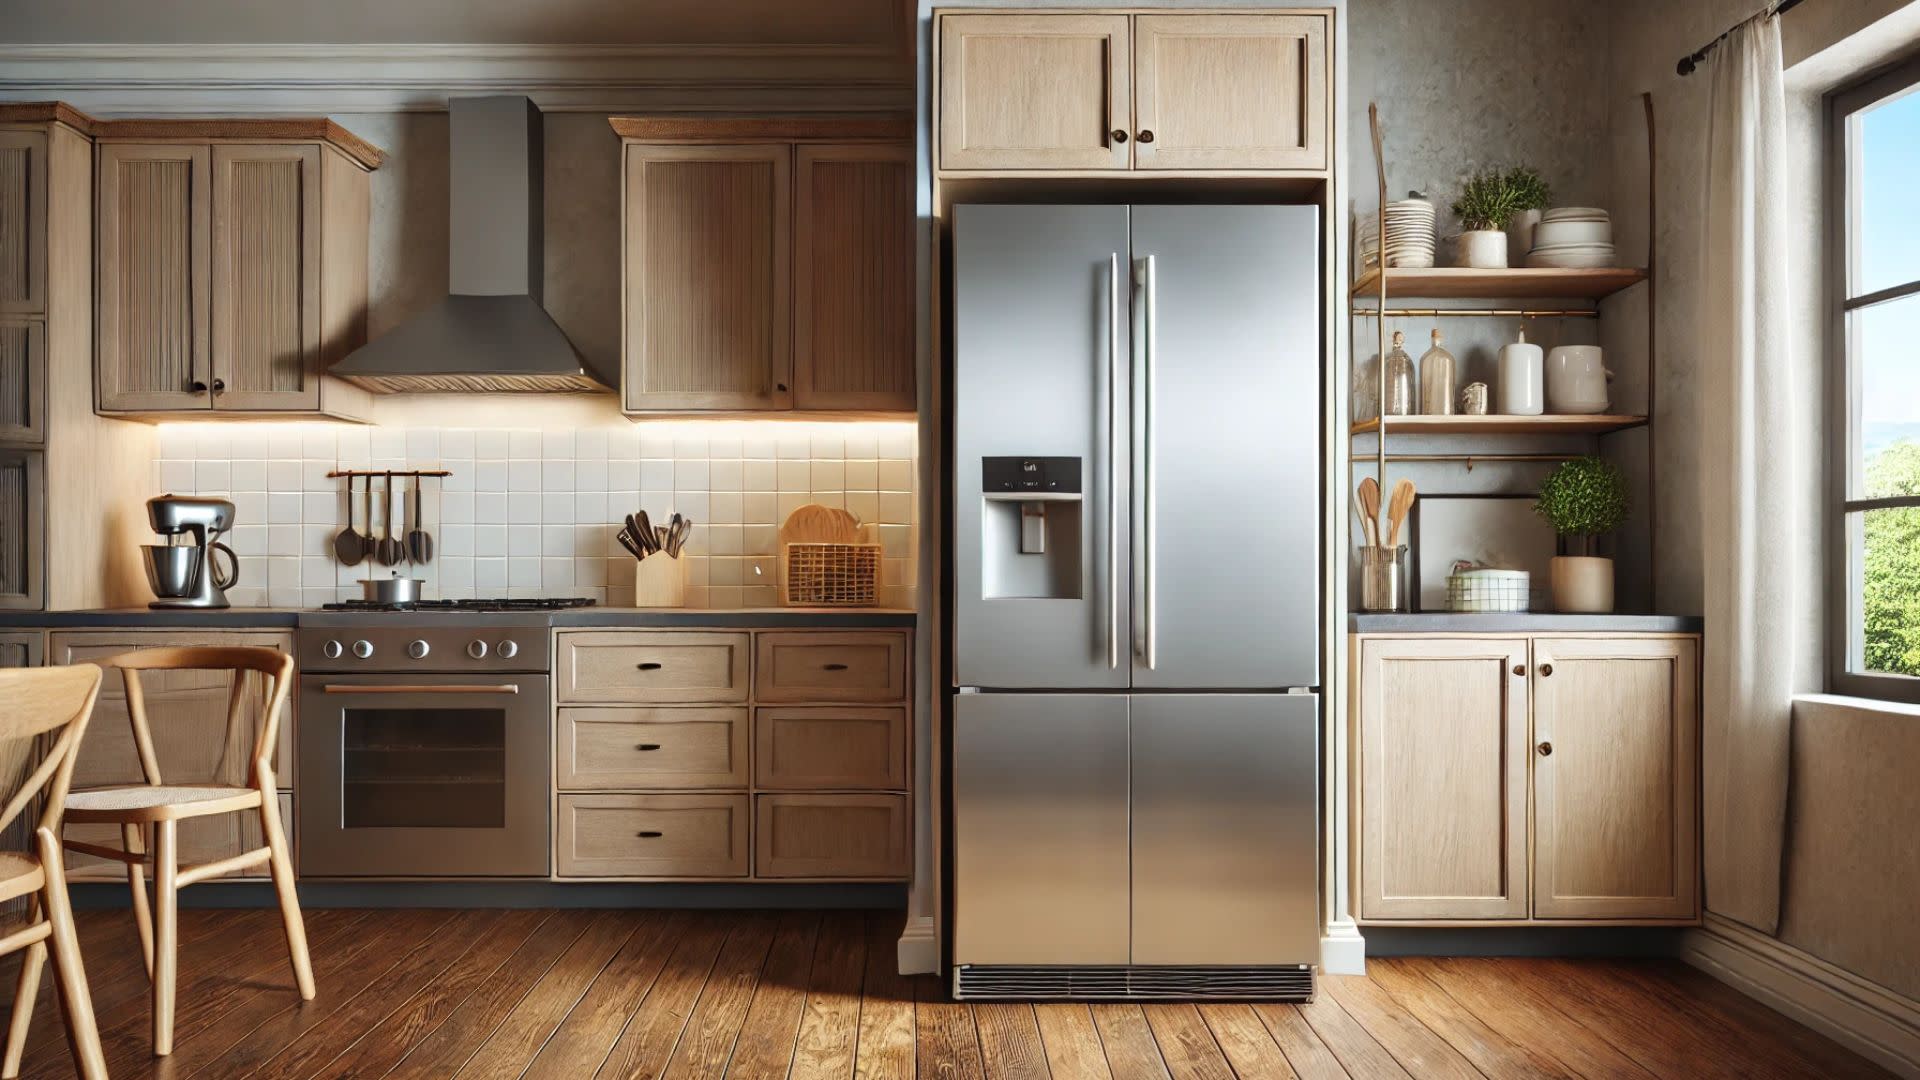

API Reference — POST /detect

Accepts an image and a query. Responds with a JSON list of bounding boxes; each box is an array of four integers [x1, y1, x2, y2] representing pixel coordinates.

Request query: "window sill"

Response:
[[1793, 693, 1920, 721]]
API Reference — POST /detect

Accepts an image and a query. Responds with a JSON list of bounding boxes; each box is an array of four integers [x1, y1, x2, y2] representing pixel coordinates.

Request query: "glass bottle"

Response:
[[1383, 331, 1415, 416], [1419, 328, 1457, 415]]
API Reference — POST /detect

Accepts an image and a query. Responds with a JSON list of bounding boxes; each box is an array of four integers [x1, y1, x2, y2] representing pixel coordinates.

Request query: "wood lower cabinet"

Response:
[[0, 630, 40, 668], [553, 627, 911, 881], [0, 449, 43, 610], [48, 628, 295, 881], [95, 121, 379, 420], [1353, 632, 1701, 924], [936, 11, 1331, 175]]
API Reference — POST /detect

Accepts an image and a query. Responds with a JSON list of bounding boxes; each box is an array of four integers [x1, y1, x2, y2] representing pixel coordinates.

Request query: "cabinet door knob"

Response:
[[1537, 741, 1553, 756], [775, 383, 788, 392], [1539, 663, 1554, 676], [189, 380, 208, 394], [211, 378, 226, 396], [1111, 128, 1129, 144], [1137, 129, 1155, 144], [1512, 664, 1526, 677]]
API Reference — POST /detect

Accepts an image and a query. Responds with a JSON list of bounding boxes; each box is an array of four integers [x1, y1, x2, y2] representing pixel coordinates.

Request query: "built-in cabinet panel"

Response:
[[754, 793, 908, 878], [211, 144, 322, 410], [1132, 14, 1328, 171], [1357, 637, 1530, 921], [793, 144, 915, 411], [1532, 636, 1699, 920], [0, 631, 39, 668], [0, 450, 43, 610], [939, 14, 1133, 171], [0, 130, 46, 316], [0, 319, 45, 443], [556, 706, 749, 790], [622, 143, 792, 412], [96, 142, 211, 413], [557, 793, 751, 878]]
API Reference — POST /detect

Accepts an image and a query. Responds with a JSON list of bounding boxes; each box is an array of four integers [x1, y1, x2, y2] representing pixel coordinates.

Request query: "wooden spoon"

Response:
[[1386, 479, 1416, 549], [1356, 477, 1382, 549], [333, 475, 366, 566]]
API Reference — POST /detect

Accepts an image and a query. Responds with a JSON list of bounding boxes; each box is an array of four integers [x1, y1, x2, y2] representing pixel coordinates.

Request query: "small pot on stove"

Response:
[[359, 573, 425, 605]]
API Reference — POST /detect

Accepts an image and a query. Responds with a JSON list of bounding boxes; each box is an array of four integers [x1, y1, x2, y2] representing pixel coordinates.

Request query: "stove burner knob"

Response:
[[351, 640, 374, 660], [408, 639, 431, 660], [496, 640, 519, 660], [467, 640, 489, 660], [321, 640, 344, 660]]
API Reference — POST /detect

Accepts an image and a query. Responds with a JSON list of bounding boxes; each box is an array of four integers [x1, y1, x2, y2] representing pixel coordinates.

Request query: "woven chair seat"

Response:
[[0, 850, 44, 904], [65, 785, 262, 822]]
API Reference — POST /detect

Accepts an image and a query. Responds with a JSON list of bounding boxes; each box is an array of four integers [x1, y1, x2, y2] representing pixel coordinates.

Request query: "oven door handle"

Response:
[[321, 684, 522, 695]]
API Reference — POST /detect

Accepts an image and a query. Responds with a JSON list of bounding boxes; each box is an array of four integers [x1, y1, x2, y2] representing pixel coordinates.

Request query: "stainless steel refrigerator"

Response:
[[950, 203, 1321, 1001]]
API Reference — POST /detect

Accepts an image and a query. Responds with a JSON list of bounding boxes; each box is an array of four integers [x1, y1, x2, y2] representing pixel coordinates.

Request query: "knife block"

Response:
[[633, 555, 686, 607]]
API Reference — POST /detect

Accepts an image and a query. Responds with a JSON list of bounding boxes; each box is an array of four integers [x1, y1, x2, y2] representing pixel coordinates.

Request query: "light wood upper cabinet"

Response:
[[1356, 636, 1530, 921], [0, 319, 45, 443], [97, 142, 211, 413], [211, 144, 322, 411], [1532, 636, 1699, 920], [622, 143, 792, 412], [794, 145, 915, 411], [1132, 14, 1329, 172], [0, 130, 47, 316], [939, 14, 1132, 171]]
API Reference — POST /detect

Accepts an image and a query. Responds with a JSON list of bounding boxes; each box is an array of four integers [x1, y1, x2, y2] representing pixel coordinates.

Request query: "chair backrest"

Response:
[[97, 646, 295, 790], [0, 664, 103, 839]]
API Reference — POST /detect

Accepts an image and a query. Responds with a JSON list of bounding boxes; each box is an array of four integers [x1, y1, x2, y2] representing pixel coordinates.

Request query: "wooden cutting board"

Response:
[[778, 504, 862, 546]]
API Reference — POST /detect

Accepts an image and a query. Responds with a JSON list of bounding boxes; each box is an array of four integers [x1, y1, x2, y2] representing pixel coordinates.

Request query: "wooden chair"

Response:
[[0, 664, 108, 1080], [59, 646, 310, 1058]]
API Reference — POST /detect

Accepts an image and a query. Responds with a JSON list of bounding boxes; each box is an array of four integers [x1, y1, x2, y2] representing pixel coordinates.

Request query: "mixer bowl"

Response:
[[142, 544, 203, 598]]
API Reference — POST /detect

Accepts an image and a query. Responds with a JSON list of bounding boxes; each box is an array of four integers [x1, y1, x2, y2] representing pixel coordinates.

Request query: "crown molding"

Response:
[[0, 42, 914, 114]]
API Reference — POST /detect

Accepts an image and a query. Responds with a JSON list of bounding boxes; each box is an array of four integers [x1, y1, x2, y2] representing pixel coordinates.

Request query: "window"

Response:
[[1831, 57, 1920, 703]]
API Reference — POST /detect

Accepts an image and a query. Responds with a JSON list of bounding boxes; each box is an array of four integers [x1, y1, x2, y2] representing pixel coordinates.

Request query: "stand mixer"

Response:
[[143, 495, 240, 609]]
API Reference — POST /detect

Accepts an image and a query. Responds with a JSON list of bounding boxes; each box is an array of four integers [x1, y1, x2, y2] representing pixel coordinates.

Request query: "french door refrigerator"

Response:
[[950, 204, 1321, 1001]]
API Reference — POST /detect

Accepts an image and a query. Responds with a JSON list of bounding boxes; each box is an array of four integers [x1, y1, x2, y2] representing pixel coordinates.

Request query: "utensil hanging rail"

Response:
[[1348, 307, 1601, 318], [325, 469, 452, 479]]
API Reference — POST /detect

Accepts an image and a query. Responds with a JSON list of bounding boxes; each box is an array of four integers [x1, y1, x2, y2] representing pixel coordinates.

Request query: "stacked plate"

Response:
[[1526, 207, 1615, 268], [1357, 198, 1436, 269]]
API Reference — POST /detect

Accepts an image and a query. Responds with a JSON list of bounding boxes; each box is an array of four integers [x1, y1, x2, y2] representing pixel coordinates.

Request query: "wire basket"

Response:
[[1446, 568, 1531, 613], [782, 542, 881, 607]]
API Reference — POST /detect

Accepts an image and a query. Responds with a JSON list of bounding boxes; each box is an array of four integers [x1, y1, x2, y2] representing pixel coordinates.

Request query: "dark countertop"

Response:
[[0, 607, 917, 630], [1349, 613, 1703, 633]]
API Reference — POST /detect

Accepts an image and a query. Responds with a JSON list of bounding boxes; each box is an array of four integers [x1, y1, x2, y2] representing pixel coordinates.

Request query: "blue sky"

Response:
[[1858, 82, 1920, 438]]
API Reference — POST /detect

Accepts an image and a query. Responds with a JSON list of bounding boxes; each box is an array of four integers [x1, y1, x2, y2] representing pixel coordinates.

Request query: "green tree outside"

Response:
[[1863, 439, 1920, 676]]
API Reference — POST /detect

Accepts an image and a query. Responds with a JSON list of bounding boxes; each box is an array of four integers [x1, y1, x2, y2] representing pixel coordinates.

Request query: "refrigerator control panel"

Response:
[[981, 456, 1081, 498]]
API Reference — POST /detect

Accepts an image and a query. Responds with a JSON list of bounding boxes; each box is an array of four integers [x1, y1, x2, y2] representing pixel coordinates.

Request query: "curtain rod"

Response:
[[1677, 0, 1805, 75]]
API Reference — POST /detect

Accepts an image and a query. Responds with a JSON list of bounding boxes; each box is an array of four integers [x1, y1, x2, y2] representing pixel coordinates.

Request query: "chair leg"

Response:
[[152, 820, 178, 1057], [124, 823, 154, 979], [37, 829, 106, 1080], [260, 797, 314, 999], [2, 897, 46, 1079]]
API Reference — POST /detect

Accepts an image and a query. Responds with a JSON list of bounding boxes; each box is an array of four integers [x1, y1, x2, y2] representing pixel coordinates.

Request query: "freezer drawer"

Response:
[[1131, 693, 1320, 964], [952, 693, 1130, 965]]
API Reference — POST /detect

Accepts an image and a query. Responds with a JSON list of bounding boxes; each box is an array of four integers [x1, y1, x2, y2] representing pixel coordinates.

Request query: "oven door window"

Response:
[[342, 708, 508, 828]]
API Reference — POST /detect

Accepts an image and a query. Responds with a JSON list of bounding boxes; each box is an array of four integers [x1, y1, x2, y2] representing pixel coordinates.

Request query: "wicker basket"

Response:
[[781, 542, 881, 606]]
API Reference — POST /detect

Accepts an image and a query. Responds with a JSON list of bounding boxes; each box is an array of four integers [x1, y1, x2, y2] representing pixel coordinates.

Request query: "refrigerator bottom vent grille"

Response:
[[954, 965, 1314, 1002]]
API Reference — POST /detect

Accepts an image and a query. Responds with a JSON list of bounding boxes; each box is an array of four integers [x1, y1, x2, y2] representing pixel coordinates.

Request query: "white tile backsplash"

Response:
[[154, 420, 918, 609]]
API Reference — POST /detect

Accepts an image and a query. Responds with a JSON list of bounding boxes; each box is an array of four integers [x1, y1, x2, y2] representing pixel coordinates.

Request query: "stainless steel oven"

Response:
[[297, 616, 553, 877]]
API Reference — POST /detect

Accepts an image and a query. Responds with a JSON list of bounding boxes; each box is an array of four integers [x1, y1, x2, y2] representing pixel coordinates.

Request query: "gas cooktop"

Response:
[[317, 597, 599, 613]]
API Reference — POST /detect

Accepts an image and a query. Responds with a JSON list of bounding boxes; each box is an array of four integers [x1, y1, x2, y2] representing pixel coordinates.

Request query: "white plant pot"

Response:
[[1550, 556, 1614, 613], [1456, 230, 1508, 268], [1507, 208, 1541, 265]]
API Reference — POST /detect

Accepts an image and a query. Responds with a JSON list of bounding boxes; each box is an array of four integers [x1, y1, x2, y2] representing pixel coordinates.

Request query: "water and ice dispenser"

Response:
[[980, 456, 1082, 600]]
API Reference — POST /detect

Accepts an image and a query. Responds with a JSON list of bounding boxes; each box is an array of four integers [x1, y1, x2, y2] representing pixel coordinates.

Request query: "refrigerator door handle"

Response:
[[1142, 253, 1158, 670], [1107, 252, 1121, 670]]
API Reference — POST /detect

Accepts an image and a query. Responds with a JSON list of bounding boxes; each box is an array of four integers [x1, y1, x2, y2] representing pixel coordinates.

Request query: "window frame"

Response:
[[1826, 54, 1920, 705]]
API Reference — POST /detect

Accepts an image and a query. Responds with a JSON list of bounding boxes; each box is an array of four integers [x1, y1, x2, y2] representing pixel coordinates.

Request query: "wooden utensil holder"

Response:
[[633, 555, 686, 607]]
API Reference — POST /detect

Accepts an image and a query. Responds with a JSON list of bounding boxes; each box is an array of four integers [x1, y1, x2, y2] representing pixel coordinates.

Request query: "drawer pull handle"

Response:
[[1539, 663, 1554, 676], [637, 662, 664, 670], [637, 830, 664, 838], [1512, 664, 1526, 677], [635, 743, 662, 752], [822, 663, 848, 671]]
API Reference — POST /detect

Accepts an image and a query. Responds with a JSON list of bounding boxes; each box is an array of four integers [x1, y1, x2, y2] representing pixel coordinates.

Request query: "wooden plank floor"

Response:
[[0, 908, 1892, 1078]]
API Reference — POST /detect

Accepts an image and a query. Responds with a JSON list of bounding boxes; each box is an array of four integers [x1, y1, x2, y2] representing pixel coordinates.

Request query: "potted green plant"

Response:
[[1502, 166, 1553, 263], [1451, 167, 1549, 269], [1534, 455, 1630, 613]]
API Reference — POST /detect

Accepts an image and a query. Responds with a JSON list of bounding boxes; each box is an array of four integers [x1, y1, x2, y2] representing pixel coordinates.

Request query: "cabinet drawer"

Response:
[[754, 793, 909, 879], [556, 794, 749, 878], [557, 707, 748, 790], [754, 632, 907, 702], [557, 631, 750, 703], [755, 707, 907, 790]]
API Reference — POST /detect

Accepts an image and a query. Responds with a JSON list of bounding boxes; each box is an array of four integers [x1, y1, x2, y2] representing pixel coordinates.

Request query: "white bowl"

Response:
[[1532, 219, 1612, 247], [1542, 206, 1609, 222], [1526, 248, 1616, 269]]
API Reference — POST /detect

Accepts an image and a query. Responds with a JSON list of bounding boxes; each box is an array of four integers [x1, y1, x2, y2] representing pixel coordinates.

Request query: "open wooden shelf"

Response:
[[1351, 414, 1649, 437], [1350, 267, 1649, 301]]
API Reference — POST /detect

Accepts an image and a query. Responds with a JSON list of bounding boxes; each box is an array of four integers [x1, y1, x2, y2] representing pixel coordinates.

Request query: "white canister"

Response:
[[1544, 345, 1612, 414], [1455, 230, 1508, 269], [1497, 329, 1544, 415], [1507, 208, 1541, 266]]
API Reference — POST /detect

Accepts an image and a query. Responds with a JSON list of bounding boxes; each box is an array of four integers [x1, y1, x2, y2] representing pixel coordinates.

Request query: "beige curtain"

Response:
[[1698, 11, 1797, 934]]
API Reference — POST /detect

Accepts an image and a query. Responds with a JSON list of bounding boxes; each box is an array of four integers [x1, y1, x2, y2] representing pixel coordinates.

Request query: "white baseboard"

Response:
[[1683, 914, 1920, 1078], [1321, 919, 1366, 975], [897, 915, 938, 976]]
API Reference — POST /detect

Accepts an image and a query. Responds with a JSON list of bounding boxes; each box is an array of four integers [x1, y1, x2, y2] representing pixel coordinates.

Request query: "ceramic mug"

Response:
[[1545, 345, 1612, 413]]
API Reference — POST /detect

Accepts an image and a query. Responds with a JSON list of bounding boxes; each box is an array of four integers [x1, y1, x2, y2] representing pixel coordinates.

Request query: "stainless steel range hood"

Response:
[[331, 96, 612, 394]]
